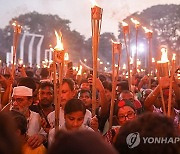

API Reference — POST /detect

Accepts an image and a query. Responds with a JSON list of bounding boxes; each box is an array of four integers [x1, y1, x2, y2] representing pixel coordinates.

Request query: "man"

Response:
[[78, 89, 92, 111], [119, 90, 143, 114], [31, 82, 54, 117], [47, 78, 92, 129], [11, 86, 47, 149], [30, 82, 54, 128]]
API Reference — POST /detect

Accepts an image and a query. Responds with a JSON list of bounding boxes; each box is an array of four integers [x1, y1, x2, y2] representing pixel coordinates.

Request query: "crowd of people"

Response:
[[0, 64, 180, 154]]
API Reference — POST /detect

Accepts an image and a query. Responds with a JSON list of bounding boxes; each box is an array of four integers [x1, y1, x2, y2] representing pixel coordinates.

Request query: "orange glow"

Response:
[[54, 31, 64, 51], [158, 47, 169, 63], [90, 0, 98, 7], [142, 26, 153, 33], [64, 53, 69, 61], [131, 18, 140, 26], [121, 21, 128, 27]]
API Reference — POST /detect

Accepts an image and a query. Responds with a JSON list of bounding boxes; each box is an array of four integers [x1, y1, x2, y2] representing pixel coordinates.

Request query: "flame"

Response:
[[100, 61, 103, 65], [54, 30, 64, 51], [137, 59, 141, 66], [64, 53, 69, 61], [158, 47, 169, 63], [90, 0, 98, 7], [142, 26, 153, 33], [18, 59, 23, 65], [104, 67, 107, 71], [152, 58, 155, 63], [122, 64, 126, 69], [172, 53, 176, 61], [77, 65, 82, 75], [121, 21, 128, 27], [131, 18, 140, 25]]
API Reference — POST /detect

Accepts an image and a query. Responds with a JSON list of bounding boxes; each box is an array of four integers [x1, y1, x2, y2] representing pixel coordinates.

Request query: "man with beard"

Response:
[[10, 86, 47, 149], [30, 82, 54, 128]]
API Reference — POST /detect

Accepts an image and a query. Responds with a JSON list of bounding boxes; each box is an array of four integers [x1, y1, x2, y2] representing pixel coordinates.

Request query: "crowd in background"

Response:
[[0, 63, 180, 154]]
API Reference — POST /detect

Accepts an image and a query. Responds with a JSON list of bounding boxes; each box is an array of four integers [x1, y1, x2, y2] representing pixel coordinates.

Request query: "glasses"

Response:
[[118, 111, 135, 121]]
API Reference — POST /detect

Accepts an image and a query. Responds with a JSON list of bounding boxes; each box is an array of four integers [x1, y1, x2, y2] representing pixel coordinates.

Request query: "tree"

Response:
[[118, 4, 180, 66], [0, 11, 86, 63]]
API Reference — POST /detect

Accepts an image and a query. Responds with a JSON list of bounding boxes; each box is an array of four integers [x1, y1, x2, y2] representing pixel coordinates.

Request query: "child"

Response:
[[48, 98, 93, 145]]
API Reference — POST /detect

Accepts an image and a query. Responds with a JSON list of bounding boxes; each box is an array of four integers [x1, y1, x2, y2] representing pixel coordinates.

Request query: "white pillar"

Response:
[[36, 35, 44, 66], [28, 35, 35, 67]]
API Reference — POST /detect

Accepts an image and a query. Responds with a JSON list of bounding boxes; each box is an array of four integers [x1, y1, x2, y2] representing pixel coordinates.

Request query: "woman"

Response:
[[48, 98, 93, 145], [104, 99, 137, 144]]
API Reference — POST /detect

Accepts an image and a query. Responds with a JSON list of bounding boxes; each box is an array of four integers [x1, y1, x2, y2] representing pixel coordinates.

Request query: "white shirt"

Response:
[[47, 107, 92, 128], [27, 111, 46, 136]]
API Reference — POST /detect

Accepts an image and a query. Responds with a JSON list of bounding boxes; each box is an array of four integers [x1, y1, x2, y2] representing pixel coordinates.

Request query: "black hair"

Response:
[[63, 78, 75, 91], [48, 130, 118, 154], [102, 81, 112, 92], [17, 77, 36, 92], [117, 81, 129, 91], [39, 81, 54, 90], [10, 110, 27, 135], [78, 89, 92, 99], [64, 99, 86, 115], [80, 79, 88, 85], [40, 68, 49, 78]]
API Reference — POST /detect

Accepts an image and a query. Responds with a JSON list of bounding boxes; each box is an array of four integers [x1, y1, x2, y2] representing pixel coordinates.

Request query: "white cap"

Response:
[[12, 86, 33, 97]]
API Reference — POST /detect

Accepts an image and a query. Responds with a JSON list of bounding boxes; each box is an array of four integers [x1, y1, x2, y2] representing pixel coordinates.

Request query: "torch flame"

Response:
[[142, 26, 153, 33], [54, 30, 64, 51], [122, 64, 126, 70], [131, 18, 140, 25], [158, 47, 169, 63], [121, 21, 128, 27], [77, 65, 82, 75], [90, 0, 98, 7]]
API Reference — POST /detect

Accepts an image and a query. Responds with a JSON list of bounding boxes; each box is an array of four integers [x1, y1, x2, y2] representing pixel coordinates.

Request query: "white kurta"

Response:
[[27, 111, 46, 136]]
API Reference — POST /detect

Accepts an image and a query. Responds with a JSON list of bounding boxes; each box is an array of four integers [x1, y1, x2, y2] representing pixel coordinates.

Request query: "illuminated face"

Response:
[[64, 111, 85, 130], [117, 106, 136, 126], [61, 83, 74, 109], [79, 92, 92, 107], [12, 95, 32, 115], [39, 86, 53, 107]]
